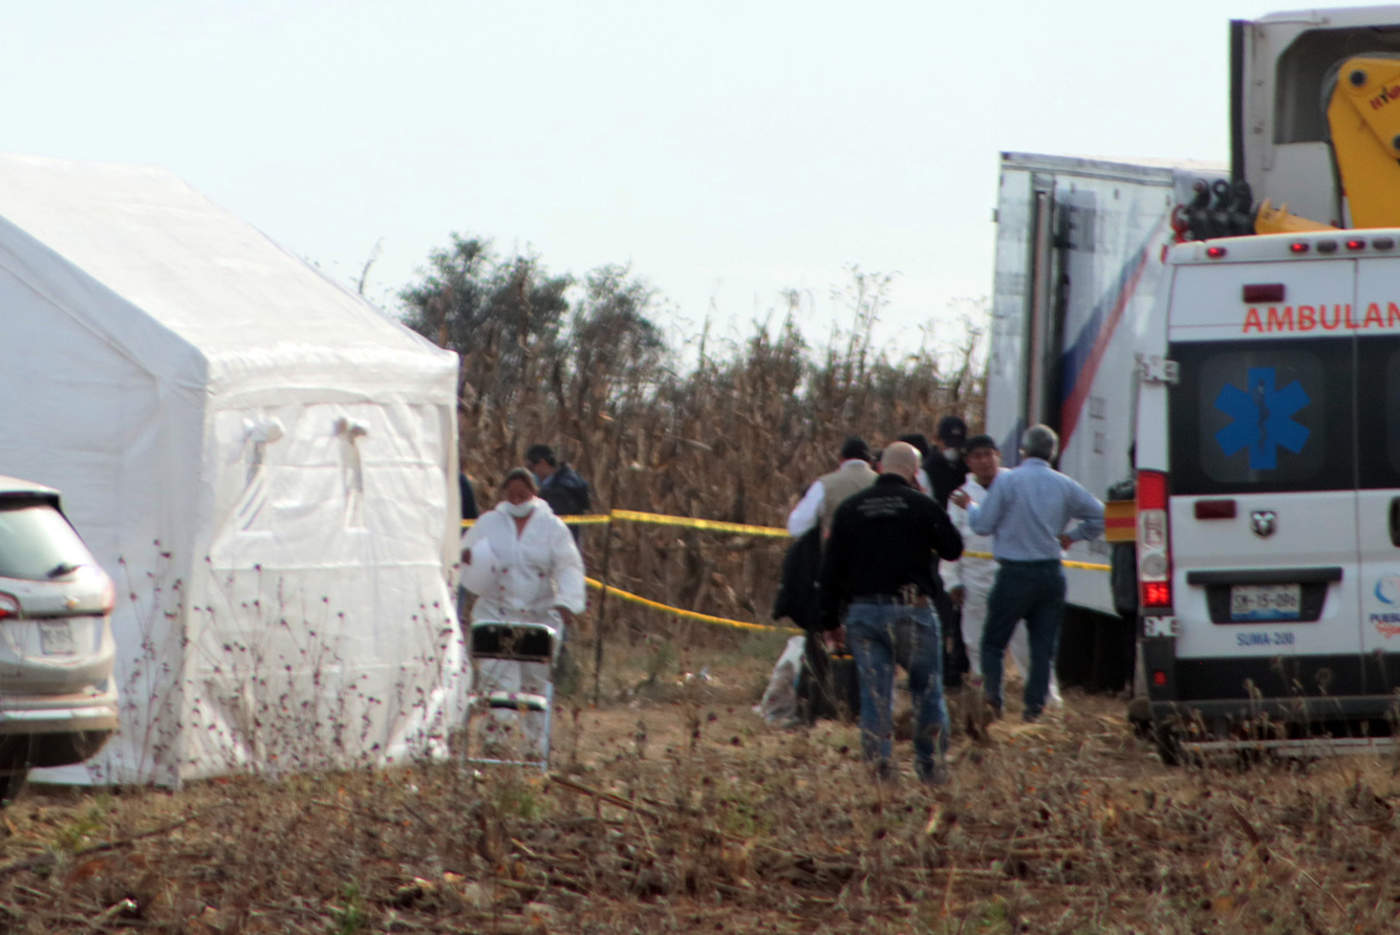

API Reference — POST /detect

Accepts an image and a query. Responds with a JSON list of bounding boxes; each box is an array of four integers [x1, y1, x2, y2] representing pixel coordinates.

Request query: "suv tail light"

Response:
[[1137, 470, 1172, 609], [0, 593, 18, 620]]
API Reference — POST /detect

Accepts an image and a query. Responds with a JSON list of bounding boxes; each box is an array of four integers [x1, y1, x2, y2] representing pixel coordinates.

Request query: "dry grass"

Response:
[[3, 638, 1400, 933]]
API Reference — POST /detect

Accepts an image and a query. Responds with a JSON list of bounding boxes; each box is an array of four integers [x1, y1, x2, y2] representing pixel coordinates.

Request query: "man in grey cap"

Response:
[[949, 424, 1103, 722]]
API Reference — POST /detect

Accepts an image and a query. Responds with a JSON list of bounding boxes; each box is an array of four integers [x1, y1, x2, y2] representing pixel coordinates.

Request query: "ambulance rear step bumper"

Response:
[[1149, 694, 1400, 723], [1180, 736, 1400, 758]]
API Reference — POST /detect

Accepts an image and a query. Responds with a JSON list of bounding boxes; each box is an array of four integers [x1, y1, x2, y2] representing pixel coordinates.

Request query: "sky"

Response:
[[0, 0, 1380, 358]]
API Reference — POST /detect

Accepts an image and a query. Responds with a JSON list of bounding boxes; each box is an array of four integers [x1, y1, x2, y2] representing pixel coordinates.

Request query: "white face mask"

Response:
[[504, 499, 536, 518], [943, 447, 962, 463]]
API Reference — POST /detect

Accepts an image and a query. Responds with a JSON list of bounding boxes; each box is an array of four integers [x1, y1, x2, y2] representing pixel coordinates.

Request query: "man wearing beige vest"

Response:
[[785, 436, 878, 724], [786, 437, 878, 541]]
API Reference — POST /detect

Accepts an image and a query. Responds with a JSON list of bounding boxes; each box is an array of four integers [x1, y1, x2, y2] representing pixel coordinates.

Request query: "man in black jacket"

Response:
[[915, 417, 973, 692], [926, 415, 970, 508], [526, 444, 591, 540], [774, 526, 852, 723], [820, 441, 963, 784]]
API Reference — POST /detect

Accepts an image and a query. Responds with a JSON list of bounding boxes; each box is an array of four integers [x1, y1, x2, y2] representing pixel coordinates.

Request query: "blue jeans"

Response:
[[980, 560, 1065, 719], [844, 602, 948, 777]]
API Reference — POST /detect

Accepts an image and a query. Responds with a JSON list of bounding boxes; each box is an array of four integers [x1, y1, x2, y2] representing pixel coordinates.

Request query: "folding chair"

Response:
[[467, 620, 557, 770]]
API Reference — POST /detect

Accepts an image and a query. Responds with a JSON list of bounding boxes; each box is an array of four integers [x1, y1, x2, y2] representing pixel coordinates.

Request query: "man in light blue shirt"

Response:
[[949, 424, 1104, 721]]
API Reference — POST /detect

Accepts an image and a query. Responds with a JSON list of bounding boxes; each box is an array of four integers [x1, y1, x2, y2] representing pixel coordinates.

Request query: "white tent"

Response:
[[0, 154, 468, 785]]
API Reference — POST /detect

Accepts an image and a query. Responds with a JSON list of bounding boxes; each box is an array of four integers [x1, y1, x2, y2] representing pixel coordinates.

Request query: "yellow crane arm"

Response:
[[1254, 199, 1337, 234], [1327, 56, 1400, 229]]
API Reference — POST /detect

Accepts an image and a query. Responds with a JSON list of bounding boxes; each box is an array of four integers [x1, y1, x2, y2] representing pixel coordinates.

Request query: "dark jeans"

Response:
[[845, 602, 948, 778], [934, 587, 967, 688], [980, 560, 1065, 719]]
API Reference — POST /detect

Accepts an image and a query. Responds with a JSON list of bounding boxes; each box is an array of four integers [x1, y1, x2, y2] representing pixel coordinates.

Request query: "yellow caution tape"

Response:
[[464, 511, 1112, 572], [608, 509, 790, 538], [462, 510, 786, 535], [462, 513, 612, 528], [584, 577, 801, 634], [960, 549, 1109, 572]]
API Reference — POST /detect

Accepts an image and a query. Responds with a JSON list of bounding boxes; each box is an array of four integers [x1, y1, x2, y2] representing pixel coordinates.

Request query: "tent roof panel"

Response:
[[0, 154, 451, 379]]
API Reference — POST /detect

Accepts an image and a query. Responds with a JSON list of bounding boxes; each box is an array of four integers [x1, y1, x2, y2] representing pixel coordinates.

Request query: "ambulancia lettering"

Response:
[[1242, 302, 1400, 333]]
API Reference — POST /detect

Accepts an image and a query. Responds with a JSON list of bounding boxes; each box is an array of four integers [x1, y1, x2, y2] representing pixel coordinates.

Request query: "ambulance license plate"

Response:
[[1229, 584, 1301, 621]]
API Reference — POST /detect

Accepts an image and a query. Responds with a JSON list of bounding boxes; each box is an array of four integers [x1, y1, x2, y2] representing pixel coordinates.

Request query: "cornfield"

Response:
[[455, 298, 986, 648]]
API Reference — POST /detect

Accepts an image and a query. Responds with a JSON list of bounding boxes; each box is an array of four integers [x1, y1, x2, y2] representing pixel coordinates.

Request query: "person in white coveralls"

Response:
[[460, 467, 585, 760], [941, 435, 1062, 711]]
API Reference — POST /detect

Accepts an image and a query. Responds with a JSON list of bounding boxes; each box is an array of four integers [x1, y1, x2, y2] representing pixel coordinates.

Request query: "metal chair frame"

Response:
[[467, 619, 557, 771]]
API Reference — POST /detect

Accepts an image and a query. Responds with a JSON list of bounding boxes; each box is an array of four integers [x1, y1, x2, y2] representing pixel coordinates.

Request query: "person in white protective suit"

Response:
[[460, 467, 586, 760], [941, 435, 1062, 711]]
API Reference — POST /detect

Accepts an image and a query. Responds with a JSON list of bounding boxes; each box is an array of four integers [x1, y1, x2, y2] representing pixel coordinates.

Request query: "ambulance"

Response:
[[1124, 6, 1400, 759], [1134, 229, 1400, 759]]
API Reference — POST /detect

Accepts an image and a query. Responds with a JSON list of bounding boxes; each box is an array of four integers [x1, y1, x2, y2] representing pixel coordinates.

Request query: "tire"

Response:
[[28, 730, 111, 768], [1127, 697, 1152, 738], [1150, 720, 1183, 767], [1132, 641, 1148, 699], [0, 767, 28, 805], [0, 730, 111, 769]]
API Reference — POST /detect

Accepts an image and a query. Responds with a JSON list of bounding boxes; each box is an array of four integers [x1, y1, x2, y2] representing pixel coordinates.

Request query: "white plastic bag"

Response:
[[461, 537, 497, 596], [757, 635, 807, 726]]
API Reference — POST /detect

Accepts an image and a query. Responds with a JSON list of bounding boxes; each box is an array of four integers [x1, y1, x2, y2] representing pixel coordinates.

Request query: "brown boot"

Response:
[[964, 676, 989, 740]]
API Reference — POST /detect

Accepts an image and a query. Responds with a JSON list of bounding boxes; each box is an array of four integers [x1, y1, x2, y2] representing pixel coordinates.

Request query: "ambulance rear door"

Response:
[[1165, 254, 1360, 701]]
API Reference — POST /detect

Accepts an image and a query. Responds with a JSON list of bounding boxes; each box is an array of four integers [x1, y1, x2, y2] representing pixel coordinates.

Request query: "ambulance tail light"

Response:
[[1137, 470, 1172, 610]]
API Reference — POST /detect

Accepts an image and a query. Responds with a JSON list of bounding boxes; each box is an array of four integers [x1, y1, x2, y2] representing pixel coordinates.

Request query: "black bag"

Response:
[[796, 635, 859, 724]]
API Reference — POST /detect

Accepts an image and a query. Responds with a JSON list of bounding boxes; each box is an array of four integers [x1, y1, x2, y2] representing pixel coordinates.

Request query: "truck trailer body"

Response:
[[985, 153, 1224, 687]]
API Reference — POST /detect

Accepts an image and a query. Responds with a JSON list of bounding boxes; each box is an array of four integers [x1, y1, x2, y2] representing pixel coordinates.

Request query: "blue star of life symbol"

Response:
[[1213, 367, 1310, 470]]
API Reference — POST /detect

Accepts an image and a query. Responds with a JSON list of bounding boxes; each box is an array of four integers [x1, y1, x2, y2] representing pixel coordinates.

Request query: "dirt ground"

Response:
[[2, 647, 1400, 933]]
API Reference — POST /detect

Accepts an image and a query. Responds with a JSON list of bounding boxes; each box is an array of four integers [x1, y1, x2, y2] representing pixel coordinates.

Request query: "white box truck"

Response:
[[984, 153, 1224, 689]]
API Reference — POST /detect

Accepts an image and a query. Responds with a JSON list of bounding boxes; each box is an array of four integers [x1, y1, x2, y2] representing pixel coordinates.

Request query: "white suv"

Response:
[[0, 476, 117, 799]]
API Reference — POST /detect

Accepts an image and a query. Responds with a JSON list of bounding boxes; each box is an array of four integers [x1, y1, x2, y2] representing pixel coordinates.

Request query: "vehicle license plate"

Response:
[[1230, 584, 1301, 622], [38, 621, 76, 655]]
